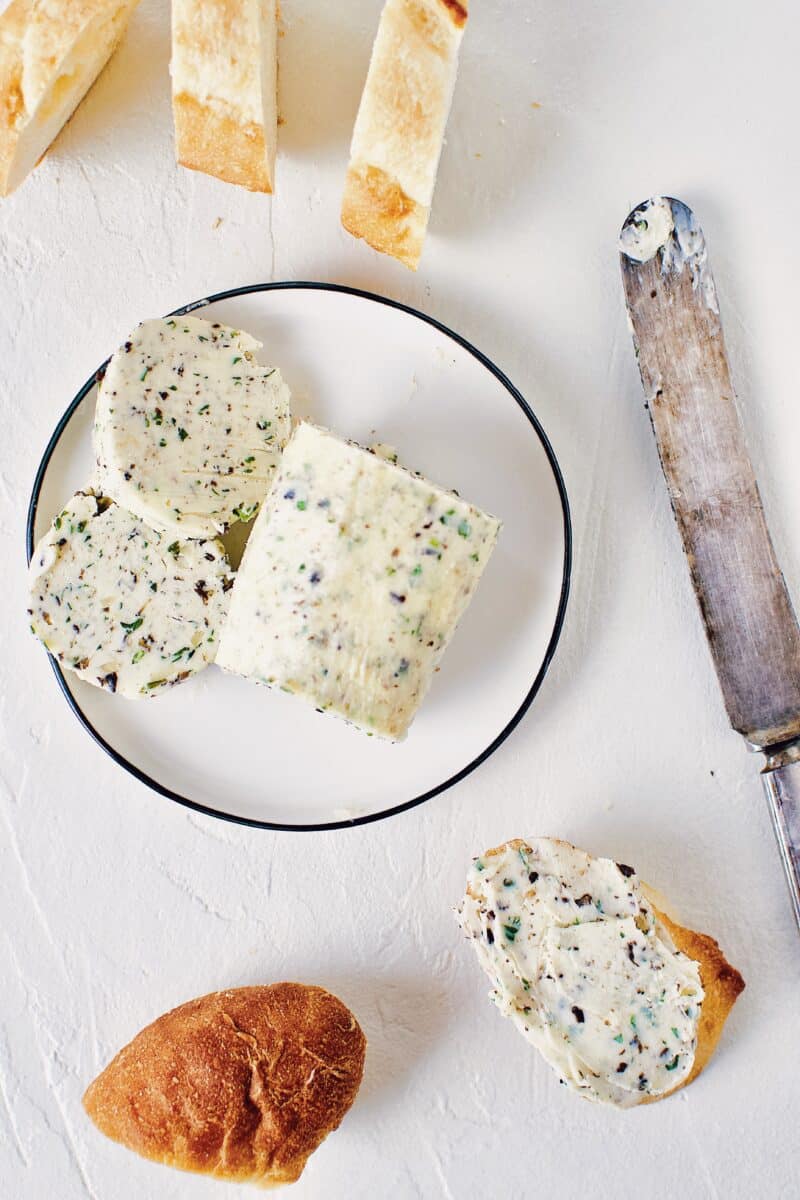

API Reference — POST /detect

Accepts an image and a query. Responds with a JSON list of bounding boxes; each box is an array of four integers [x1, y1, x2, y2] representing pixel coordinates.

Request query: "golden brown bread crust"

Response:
[[652, 906, 744, 1093], [477, 838, 744, 1103], [83, 984, 366, 1186], [173, 93, 272, 193], [341, 163, 426, 271]]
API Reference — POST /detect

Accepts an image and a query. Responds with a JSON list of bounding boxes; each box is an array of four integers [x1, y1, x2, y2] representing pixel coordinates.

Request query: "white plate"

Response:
[[27, 284, 570, 830]]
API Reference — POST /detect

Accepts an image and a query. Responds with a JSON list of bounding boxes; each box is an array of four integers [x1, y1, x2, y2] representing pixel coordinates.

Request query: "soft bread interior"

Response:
[[1, 0, 138, 196]]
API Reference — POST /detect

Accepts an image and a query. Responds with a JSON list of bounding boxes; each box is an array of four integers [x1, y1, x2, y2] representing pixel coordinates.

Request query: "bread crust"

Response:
[[341, 0, 468, 269], [173, 92, 272, 193], [651, 905, 745, 1095], [341, 163, 426, 271], [475, 838, 744, 1104], [83, 984, 366, 1186]]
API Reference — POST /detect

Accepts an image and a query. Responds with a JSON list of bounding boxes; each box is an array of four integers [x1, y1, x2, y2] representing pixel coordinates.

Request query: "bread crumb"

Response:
[[531, 101, 542, 109], [212, 217, 223, 229]]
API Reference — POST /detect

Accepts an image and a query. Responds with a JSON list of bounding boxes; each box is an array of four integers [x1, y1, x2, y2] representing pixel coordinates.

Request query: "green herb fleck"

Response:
[[197, 403, 210, 414], [232, 503, 258, 523], [178, 427, 189, 441], [232, 356, 242, 364], [132, 648, 146, 663], [503, 916, 522, 942], [665, 1055, 680, 1071], [296, 499, 307, 510], [613, 1034, 624, 1044], [458, 519, 471, 538], [411, 564, 422, 576], [140, 367, 150, 382], [121, 617, 143, 633], [167, 541, 180, 558]]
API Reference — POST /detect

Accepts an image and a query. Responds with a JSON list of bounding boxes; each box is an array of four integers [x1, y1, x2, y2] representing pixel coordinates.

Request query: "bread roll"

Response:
[[171, 0, 277, 193], [83, 984, 366, 1186], [0, 0, 139, 197], [341, 0, 468, 270], [457, 838, 744, 1107]]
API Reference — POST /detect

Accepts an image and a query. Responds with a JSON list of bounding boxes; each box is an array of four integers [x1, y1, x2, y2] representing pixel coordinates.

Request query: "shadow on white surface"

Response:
[[278, 1, 375, 160]]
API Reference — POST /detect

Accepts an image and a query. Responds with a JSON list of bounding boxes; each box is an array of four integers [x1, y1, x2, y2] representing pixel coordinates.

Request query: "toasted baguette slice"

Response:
[[0, 0, 139, 197], [171, 0, 277, 193], [83, 984, 367, 1186], [341, 0, 467, 270]]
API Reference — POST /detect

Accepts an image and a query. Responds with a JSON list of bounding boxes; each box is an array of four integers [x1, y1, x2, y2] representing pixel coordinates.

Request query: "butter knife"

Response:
[[620, 196, 800, 931]]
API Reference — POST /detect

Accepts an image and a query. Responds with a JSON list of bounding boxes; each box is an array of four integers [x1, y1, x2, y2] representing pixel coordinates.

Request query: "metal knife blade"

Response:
[[620, 196, 800, 929]]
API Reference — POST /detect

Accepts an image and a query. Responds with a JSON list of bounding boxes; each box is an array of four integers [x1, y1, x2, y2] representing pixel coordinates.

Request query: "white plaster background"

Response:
[[1, 1, 799, 1197]]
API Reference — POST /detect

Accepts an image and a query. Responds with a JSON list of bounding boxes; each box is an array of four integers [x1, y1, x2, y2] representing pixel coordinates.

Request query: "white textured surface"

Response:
[[1, 0, 799, 1196]]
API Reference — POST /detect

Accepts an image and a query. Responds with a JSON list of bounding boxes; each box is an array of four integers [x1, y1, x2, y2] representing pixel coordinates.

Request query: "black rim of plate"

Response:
[[26, 281, 572, 833]]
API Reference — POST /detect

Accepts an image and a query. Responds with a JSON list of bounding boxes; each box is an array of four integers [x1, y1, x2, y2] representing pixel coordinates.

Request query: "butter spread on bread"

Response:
[[28, 490, 231, 698], [94, 316, 291, 538], [457, 837, 744, 1107], [341, 0, 467, 270], [0, 0, 139, 197], [216, 421, 500, 740], [83, 984, 366, 1187], [171, 0, 277, 193]]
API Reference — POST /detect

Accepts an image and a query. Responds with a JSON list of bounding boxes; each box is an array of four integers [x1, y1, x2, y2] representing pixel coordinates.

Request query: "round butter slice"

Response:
[[456, 838, 704, 1107], [94, 316, 291, 537], [28, 491, 232, 699]]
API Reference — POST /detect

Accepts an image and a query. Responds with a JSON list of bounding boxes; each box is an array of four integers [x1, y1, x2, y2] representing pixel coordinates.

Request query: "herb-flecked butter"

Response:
[[216, 422, 501, 739], [28, 490, 233, 698], [93, 316, 291, 538]]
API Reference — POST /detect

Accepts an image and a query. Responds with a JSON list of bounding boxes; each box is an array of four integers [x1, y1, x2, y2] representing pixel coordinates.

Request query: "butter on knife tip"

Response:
[[619, 196, 719, 314]]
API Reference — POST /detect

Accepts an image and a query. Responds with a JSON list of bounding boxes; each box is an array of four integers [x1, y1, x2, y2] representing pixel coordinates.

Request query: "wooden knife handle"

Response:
[[762, 745, 800, 931]]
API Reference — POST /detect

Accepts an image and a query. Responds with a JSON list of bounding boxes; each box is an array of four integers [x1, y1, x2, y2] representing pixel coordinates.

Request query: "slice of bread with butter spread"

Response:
[[457, 837, 744, 1107]]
